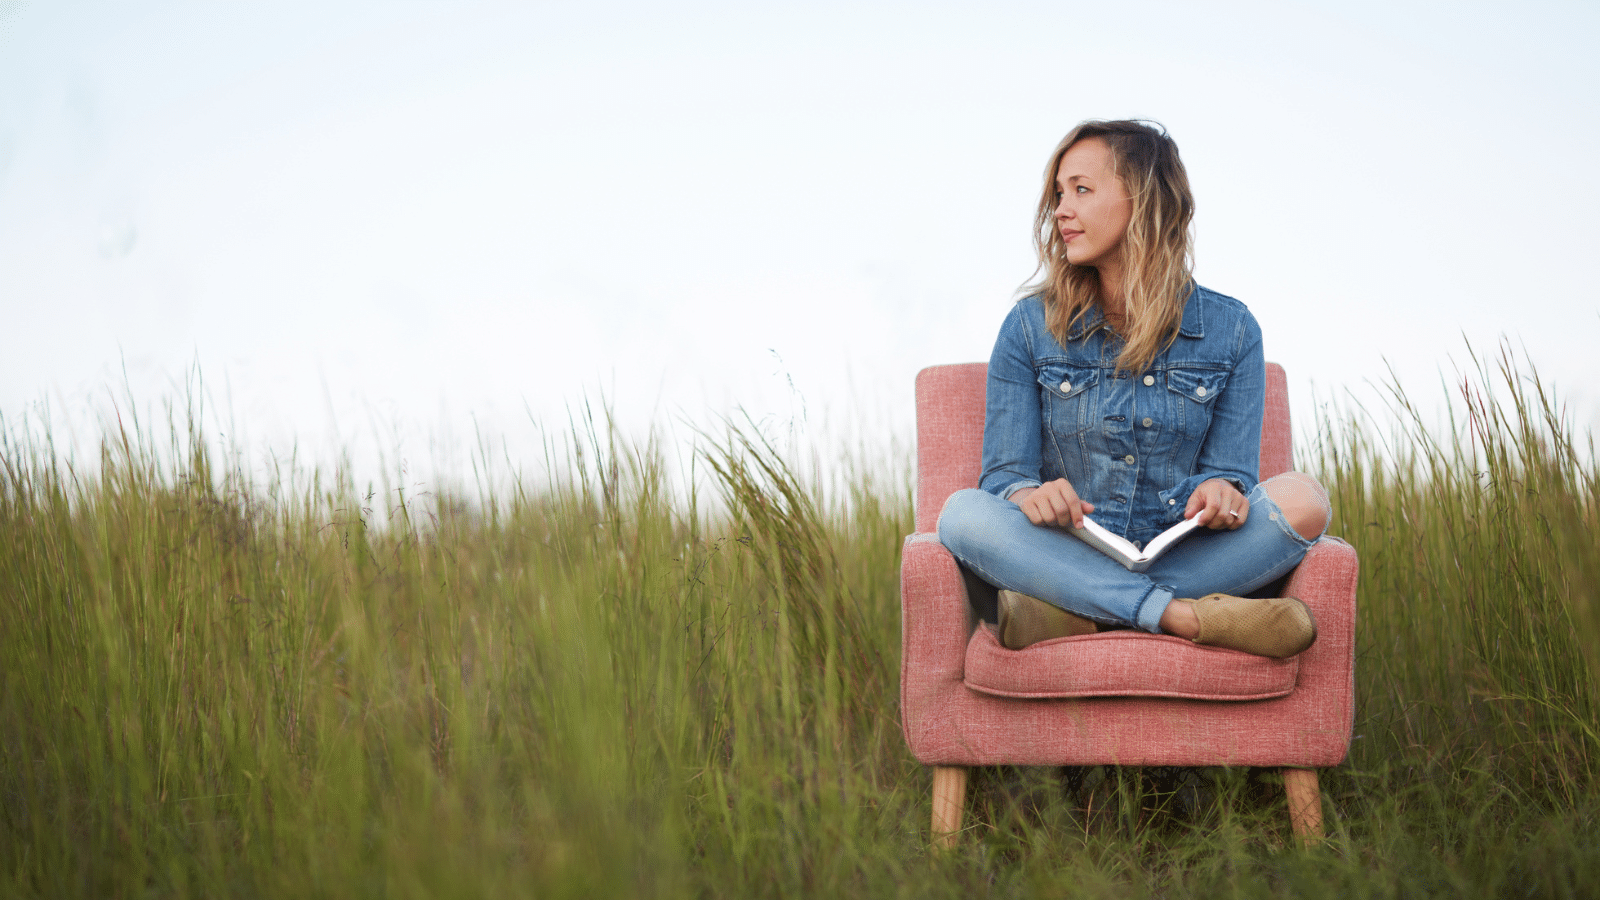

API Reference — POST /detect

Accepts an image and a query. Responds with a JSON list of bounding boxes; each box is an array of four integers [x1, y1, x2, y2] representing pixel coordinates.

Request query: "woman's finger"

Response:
[[1027, 493, 1052, 527], [1042, 491, 1064, 526], [1061, 495, 1084, 529], [1021, 498, 1044, 526], [1233, 491, 1250, 528], [1219, 485, 1248, 529], [1204, 488, 1231, 529], [1044, 480, 1073, 528], [1021, 479, 1093, 529], [1186, 484, 1216, 523]]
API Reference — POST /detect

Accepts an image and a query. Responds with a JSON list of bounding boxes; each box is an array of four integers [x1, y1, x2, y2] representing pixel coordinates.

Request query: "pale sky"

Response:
[[3, 0, 1597, 493]]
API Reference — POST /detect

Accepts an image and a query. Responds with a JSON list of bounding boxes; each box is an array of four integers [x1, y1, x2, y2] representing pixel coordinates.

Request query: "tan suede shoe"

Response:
[[1189, 594, 1317, 658], [997, 590, 1099, 650]]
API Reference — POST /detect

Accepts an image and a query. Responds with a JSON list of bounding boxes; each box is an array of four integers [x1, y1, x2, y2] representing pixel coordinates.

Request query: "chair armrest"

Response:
[[900, 533, 978, 749], [901, 533, 976, 674], [1279, 536, 1358, 739], [1282, 536, 1358, 628]]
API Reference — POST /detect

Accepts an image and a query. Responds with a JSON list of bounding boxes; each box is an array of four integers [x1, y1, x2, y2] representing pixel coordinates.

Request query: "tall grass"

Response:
[[2, 346, 1597, 898]]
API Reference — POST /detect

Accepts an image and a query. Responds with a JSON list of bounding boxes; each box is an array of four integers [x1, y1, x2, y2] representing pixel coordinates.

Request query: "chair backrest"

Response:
[[914, 362, 1292, 534]]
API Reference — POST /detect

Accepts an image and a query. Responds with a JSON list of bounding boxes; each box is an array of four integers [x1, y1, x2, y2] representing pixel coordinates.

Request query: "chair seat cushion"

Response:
[[963, 625, 1300, 700]]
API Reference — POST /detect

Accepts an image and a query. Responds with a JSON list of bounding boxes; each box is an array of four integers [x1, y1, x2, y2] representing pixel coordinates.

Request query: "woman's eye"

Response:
[[1076, 185, 1090, 194]]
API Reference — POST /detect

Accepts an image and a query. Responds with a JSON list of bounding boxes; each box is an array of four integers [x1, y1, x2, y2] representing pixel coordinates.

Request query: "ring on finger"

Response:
[[1227, 509, 1240, 519]]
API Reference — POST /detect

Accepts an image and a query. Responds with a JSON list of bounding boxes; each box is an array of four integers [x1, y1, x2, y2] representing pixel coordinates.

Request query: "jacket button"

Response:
[[1142, 417, 1153, 427], [1143, 375, 1155, 386], [1196, 385, 1208, 398], [1168, 499, 1176, 505], [1060, 380, 1071, 392], [1123, 454, 1135, 464]]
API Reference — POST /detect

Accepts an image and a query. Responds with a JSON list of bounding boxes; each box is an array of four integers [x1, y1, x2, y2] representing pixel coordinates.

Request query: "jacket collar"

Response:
[[1176, 286, 1204, 338], [1062, 285, 1204, 341]]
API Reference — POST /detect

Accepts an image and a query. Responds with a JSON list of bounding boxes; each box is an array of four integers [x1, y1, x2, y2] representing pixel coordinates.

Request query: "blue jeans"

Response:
[[936, 484, 1319, 634]]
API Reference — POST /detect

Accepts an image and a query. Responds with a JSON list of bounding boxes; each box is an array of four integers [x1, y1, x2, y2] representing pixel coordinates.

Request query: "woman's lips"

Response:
[[1060, 229, 1083, 242]]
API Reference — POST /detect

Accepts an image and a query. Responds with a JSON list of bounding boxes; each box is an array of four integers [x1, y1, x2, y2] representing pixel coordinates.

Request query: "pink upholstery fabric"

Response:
[[915, 363, 988, 535], [900, 362, 1357, 768], [964, 626, 1299, 701], [1260, 363, 1294, 480]]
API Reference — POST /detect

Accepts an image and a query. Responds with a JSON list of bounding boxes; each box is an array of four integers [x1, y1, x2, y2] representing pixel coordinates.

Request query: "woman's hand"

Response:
[[1010, 478, 1095, 529], [1186, 478, 1249, 530]]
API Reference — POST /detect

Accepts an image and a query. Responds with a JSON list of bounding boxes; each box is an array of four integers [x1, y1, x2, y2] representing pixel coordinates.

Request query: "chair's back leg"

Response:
[[931, 766, 969, 849], [1282, 767, 1324, 844]]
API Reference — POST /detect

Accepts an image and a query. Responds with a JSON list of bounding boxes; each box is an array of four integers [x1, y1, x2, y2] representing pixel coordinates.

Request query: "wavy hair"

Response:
[[1023, 119, 1195, 374]]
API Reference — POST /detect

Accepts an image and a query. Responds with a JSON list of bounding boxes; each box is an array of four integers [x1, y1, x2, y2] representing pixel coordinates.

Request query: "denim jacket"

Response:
[[979, 285, 1265, 546]]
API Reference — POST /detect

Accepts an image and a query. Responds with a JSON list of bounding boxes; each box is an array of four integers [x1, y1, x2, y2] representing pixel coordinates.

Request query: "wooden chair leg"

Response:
[[931, 766, 969, 849], [1282, 767, 1324, 844]]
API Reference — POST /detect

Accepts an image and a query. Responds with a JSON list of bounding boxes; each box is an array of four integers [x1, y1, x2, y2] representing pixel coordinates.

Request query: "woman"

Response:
[[937, 119, 1331, 657]]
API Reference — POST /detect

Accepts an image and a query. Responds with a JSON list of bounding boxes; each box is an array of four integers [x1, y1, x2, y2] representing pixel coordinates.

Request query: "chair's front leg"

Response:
[[931, 765, 969, 849], [1282, 767, 1324, 844]]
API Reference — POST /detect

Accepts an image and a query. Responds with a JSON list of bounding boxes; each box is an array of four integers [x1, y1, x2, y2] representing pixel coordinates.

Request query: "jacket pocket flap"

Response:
[[1165, 368, 1229, 404], [1039, 365, 1098, 400]]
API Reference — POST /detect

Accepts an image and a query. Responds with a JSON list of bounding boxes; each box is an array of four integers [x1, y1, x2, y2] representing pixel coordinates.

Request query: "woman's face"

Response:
[[1054, 137, 1133, 271]]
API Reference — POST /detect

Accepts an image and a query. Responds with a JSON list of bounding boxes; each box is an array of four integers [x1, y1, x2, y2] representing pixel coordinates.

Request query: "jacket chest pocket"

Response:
[[1038, 365, 1100, 438], [1163, 368, 1230, 439]]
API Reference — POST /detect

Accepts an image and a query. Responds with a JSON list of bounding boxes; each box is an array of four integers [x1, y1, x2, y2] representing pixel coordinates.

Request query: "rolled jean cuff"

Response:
[[1136, 584, 1176, 634]]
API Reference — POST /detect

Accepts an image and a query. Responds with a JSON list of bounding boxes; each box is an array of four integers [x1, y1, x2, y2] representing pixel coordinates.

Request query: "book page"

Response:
[[1142, 515, 1202, 559], [1070, 514, 1202, 571], [1071, 517, 1141, 564]]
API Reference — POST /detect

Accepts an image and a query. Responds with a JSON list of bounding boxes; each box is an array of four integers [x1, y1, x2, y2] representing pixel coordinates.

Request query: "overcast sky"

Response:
[[3, 0, 1597, 493]]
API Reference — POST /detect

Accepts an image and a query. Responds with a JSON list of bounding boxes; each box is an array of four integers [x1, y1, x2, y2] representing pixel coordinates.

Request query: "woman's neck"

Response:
[[1096, 262, 1126, 317]]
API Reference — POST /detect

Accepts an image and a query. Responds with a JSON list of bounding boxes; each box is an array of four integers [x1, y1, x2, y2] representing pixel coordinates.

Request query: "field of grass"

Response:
[[3, 348, 1597, 898]]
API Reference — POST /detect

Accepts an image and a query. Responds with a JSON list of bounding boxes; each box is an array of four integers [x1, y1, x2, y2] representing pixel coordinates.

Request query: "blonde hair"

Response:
[[1024, 119, 1195, 374]]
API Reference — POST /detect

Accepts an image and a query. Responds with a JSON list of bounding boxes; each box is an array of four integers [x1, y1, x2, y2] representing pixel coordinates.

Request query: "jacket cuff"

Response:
[[1159, 473, 1252, 521], [998, 480, 1042, 501]]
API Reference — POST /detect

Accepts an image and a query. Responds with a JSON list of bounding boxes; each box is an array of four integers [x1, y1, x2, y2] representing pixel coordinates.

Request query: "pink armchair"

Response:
[[900, 362, 1357, 846]]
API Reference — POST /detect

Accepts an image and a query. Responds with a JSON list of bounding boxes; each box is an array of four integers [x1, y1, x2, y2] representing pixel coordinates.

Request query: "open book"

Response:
[[1069, 515, 1202, 572]]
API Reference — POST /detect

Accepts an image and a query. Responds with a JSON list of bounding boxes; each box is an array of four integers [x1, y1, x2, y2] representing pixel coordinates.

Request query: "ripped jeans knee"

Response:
[[1262, 471, 1331, 541]]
